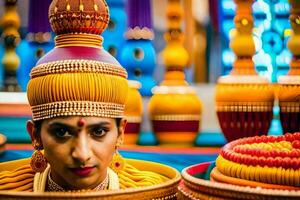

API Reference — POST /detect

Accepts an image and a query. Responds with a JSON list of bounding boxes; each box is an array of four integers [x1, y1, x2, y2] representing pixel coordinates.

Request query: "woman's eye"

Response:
[[91, 128, 107, 137], [54, 128, 70, 138]]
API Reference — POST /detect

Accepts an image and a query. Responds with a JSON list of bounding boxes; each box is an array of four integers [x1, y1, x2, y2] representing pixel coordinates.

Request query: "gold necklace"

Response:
[[47, 171, 109, 192]]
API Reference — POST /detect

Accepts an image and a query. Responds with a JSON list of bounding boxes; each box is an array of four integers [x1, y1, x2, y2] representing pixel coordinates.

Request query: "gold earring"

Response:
[[30, 141, 47, 172], [109, 150, 125, 173]]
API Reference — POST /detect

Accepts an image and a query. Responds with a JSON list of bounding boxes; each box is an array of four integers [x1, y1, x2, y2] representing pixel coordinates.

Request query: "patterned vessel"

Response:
[[102, 0, 126, 59], [123, 80, 143, 144], [17, 0, 53, 91], [119, 0, 156, 96], [179, 132, 300, 199], [0, 159, 180, 200], [278, 0, 300, 133], [0, 0, 52, 91], [1, 0, 21, 92], [214, 132, 300, 189], [178, 161, 300, 200], [215, 0, 274, 142], [148, 0, 202, 146]]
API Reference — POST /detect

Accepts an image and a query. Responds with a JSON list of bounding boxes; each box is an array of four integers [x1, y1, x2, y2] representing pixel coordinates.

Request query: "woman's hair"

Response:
[[33, 118, 123, 135], [33, 120, 43, 136], [115, 118, 122, 127]]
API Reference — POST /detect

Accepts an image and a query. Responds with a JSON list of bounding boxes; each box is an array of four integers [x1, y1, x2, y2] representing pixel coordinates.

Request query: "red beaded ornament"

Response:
[[30, 150, 48, 172]]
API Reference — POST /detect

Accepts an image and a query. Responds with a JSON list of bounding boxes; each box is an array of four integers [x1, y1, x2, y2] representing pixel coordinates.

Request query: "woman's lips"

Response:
[[70, 167, 95, 176]]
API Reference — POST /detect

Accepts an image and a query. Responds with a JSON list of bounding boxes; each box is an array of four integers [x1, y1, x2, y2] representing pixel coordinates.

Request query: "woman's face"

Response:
[[28, 116, 125, 190]]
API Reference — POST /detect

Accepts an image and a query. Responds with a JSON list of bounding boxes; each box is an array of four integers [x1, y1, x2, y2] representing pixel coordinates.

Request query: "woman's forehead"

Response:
[[44, 116, 114, 125]]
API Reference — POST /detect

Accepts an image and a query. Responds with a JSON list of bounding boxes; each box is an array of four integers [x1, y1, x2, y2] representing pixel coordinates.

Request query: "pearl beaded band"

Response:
[[30, 60, 127, 79], [31, 101, 124, 121]]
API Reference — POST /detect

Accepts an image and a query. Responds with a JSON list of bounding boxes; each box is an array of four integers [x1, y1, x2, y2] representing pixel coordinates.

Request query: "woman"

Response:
[[27, 117, 127, 191], [0, 0, 180, 197]]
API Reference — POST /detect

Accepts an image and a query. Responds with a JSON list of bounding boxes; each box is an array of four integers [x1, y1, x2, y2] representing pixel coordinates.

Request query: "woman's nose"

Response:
[[71, 133, 92, 165]]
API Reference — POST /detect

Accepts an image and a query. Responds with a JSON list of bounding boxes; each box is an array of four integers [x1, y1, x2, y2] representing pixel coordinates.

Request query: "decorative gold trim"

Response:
[[151, 114, 201, 121], [151, 86, 197, 95], [49, 6, 109, 35], [128, 80, 141, 89], [216, 102, 274, 112], [125, 116, 142, 123], [279, 102, 300, 113], [55, 34, 103, 48], [26, 32, 52, 43], [218, 75, 270, 84], [178, 184, 223, 200], [30, 60, 127, 79], [31, 101, 124, 121], [124, 27, 154, 40], [278, 75, 300, 84], [0, 190, 178, 200]]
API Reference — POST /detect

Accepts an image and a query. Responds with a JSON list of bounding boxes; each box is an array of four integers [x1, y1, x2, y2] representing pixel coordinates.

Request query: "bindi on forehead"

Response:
[[77, 118, 86, 127]]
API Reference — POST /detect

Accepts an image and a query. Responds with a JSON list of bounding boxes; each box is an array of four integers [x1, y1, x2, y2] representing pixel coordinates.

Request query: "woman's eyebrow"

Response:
[[87, 122, 111, 128], [47, 121, 111, 128], [47, 122, 77, 131]]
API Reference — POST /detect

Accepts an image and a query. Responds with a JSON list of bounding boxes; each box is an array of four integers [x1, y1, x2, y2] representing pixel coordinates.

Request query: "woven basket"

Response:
[[0, 159, 181, 200], [178, 162, 300, 200]]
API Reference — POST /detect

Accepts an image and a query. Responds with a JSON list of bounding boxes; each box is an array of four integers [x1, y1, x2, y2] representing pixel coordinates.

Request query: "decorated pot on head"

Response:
[[0, 0, 180, 199], [123, 80, 143, 145]]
